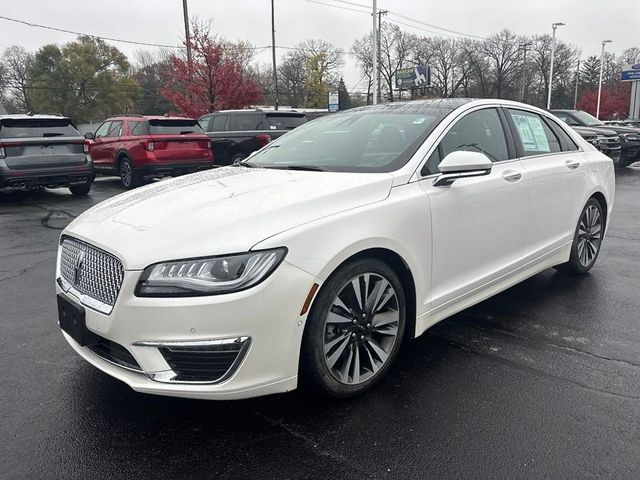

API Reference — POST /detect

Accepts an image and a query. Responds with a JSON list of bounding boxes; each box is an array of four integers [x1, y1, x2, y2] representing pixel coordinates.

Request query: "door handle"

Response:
[[565, 159, 581, 170], [501, 170, 522, 182]]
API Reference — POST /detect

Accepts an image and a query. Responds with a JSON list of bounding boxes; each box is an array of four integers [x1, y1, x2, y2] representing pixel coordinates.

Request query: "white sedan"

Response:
[[55, 99, 614, 399]]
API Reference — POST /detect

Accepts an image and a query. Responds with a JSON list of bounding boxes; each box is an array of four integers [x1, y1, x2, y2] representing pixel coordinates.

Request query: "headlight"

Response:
[[620, 133, 640, 141], [136, 248, 287, 297]]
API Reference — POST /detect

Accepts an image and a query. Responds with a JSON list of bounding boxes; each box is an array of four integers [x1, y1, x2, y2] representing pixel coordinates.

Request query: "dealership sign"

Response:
[[328, 90, 339, 112], [396, 66, 430, 89], [621, 64, 640, 82]]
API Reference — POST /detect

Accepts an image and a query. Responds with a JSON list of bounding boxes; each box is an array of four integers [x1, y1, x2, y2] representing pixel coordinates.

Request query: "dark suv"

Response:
[[86, 115, 213, 189], [0, 115, 93, 196], [199, 109, 306, 165], [551, 109, 640, 167]]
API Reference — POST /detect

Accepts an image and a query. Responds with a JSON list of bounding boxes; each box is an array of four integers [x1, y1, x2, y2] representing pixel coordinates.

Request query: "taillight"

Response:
[[0, 146, 5, 159], [256, 134, 272, 148], [83, 141, 90, 154], [145, 140, 155, 152]]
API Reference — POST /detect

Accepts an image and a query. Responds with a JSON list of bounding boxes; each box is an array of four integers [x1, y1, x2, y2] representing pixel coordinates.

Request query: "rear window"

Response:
[[263, 114, 306, 130], [148, 119, 204, 135], [227, 114, 263, 131], [0, 118, 79, 138]]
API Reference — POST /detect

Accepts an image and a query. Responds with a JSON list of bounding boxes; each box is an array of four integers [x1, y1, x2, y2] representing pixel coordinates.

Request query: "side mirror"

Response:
[[84, 132, 95, 140], [434, 150, 492, 187]]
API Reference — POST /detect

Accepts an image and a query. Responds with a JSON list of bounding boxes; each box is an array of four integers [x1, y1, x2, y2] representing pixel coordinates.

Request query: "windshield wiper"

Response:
[[232, 160, 257, 168], [280, 165, 326, 172]]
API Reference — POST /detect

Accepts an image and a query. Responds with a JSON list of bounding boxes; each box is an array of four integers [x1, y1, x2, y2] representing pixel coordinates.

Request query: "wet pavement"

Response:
[[1, 169, 640, 479]]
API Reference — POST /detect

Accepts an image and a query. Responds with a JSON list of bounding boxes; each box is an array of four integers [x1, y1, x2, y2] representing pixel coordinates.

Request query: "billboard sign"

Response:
[[328, 90, 339, 112], [396, 66, 430, 89], [621, 64, 640, 82]]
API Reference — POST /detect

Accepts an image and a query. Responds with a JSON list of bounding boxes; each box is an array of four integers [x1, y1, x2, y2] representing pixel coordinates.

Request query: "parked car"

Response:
[[86, 115, 213, 189], [56, 99, 614, 400], [604, 119, 640, 128], [550, 109, 640, 167], [0, 114, 93, 196], [199, 109, 306, 165], [573, 126, 622, 163]]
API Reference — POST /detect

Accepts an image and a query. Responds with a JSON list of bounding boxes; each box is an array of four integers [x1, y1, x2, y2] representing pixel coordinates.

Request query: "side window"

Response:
[[107, 121, 123, 137], [421, 108, 508, 176], [507, 109, 561, 157], [545, 117, 580, 151], [131, 121, 148, 136], [210, 115, 227, 131], [94, 121, 111, 139], [227, 114, 262, 131]]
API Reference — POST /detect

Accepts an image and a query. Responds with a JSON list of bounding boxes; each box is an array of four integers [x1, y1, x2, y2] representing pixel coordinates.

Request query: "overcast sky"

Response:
[[1, 0, 638, 94]]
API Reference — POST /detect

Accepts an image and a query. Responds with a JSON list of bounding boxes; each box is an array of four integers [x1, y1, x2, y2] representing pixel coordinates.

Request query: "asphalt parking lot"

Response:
[[2, 169, 640, 480]]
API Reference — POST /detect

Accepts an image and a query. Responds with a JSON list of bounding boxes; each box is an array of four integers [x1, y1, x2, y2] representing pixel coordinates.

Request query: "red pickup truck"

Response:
[[86, 115, 213, 189]]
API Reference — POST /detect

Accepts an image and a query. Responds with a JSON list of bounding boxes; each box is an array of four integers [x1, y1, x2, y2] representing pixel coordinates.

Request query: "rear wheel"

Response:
[[119, 157, 142, 189], [557, 198, 604, 274], [69, 182, 91, 196], [301, 258, 406, 398]]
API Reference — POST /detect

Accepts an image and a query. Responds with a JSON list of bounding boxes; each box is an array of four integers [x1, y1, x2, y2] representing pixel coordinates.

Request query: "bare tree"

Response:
[[2, 45, 33, 112], [297, 40, 344, 108], [277, 51, 306, 108], [480, 30, 524, 99]]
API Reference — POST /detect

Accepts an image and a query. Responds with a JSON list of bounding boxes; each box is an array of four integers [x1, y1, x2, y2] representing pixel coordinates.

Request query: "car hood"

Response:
[[64, 167, 394, 270], [573, 126, 616, 136], [586, 125, 639, 135]]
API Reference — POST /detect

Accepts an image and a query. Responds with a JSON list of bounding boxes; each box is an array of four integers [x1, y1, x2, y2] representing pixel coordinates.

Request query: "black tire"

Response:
[[231, 153, 247, 164], [69, 182, 91, 196], [616, 158, 635, 168], [119, 156, 142, 189], [300, 258, 406, 398], [556, 198, 604, 275]]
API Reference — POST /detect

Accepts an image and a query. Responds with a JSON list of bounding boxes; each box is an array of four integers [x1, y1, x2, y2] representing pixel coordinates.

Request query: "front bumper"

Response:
[[56, 260, 319, 400]]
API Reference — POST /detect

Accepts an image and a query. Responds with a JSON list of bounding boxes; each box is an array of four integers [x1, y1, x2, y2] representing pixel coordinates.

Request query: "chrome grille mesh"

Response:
[[59, 238, 124, 307]]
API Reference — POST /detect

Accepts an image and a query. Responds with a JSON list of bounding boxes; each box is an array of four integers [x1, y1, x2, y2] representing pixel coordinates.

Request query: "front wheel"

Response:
[[557, 198, 605, 274], [301, 258, 406, 398], [231, 153, 247, 165]]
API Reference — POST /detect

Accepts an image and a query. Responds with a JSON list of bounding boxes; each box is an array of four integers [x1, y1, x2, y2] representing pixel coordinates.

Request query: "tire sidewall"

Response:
[[569, 198, 604, 274], [302, 258, 406, 398]]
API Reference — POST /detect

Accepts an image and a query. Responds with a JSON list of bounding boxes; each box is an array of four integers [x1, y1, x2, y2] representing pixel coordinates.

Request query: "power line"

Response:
[[305, 0, 369, 15], [0, 14, 183, 49]]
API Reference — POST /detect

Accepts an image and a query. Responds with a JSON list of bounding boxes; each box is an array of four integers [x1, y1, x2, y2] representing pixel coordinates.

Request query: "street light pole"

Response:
[[377, 9, 388, 103], [182, 0, 192, 78], [372, 0, 378, 105], [596, 40, 612, 119], [546, 22, 565, 110], [519, 42, 532, 103], [271, 0, 279, 110], [573, 58, 580, 109]]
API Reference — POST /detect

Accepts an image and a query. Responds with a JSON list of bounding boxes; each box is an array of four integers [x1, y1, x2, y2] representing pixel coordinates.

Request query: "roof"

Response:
[[0, 114, 70, 120], [106, 115, 195, 121]]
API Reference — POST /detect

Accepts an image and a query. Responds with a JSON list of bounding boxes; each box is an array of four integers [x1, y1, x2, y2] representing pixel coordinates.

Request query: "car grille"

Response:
[[88, 337, 142, 371], [59, 237, 124, 310], [158, 339, 250, 383], [599, 136, 620, 147]]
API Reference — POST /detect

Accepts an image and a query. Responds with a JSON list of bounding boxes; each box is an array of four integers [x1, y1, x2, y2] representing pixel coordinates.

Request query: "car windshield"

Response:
[[248, 105, 450, 173], [148, 119, 204, 135], [0, 118, 79, 138], [571, 111, 605, 127]]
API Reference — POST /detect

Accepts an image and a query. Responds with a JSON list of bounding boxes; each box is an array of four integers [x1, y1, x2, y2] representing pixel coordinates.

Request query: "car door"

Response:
[[419, 107, 531, 311], [504, 108, 587, 257], [89, 121, 112, 169], [208, 115, 230, 164]]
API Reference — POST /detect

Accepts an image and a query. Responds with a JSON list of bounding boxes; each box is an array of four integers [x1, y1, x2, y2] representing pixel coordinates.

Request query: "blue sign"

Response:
[[621, 64, 640, 82]]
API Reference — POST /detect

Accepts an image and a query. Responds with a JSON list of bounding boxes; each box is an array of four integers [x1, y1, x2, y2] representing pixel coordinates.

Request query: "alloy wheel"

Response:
[[577, 204, 602, 267], [120, 161, 132, 187], [322, 273, 400, 385]]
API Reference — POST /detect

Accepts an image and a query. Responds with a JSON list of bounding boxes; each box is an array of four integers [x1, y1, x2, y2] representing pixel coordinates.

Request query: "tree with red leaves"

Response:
[[161, 22, 263, 117], [577, 83, 631, 120]]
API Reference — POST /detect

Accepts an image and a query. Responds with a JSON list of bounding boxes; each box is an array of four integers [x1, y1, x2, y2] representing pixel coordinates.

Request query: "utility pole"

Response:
[[372, 0, 378, 105], [547, 22, 565, 110], [573, 58, 580, 109], [182, 0, 192, 78], [271, 0, 279, 110], [377, 9, 388, 103], [519, 42, 532, 103], [597, 40, 612, 119]]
